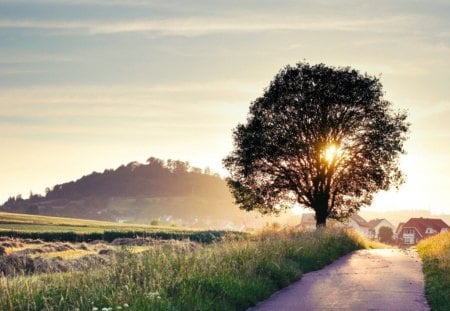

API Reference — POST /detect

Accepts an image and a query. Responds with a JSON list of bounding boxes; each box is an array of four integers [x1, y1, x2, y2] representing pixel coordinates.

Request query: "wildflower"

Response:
[[116, 307, 122, 310], [92, 308, 98, 311], [123, 303, 129, 308], [146, 291, 161, 300]]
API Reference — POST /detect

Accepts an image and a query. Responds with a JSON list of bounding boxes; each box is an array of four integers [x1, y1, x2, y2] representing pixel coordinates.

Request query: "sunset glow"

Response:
[[0, 1, 449, 215]]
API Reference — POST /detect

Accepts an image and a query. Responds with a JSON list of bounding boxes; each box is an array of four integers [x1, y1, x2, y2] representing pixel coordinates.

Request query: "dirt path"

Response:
[[249, 249, 429, 311]]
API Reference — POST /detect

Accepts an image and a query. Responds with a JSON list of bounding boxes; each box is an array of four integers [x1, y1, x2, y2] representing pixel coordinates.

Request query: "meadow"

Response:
[[0, 226, 366, 310], [417, 231, 450, 311], [0, 212, 230, 243]]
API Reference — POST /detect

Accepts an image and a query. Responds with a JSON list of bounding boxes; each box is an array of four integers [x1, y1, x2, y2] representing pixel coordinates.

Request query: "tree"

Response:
[[223, 62, 409, 227], [378, 226, 394, 244]]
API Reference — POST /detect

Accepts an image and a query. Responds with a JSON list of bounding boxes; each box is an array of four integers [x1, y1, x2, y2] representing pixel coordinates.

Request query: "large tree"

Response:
[[223, 62, 409, 227]]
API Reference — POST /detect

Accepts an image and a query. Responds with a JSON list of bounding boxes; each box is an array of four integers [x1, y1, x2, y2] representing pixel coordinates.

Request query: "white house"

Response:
[[366, 218, 396, 239], [345, 214, 370, 238]]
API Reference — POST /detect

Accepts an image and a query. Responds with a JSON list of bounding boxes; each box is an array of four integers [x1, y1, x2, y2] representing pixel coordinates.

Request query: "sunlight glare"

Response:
[[291, 204, 303, 215], [323, 144, 340, 164]]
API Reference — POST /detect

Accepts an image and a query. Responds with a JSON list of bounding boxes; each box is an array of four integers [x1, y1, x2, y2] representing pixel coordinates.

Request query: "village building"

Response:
[[366, 218, 396, 240], [300, 213, 393, 240], [299, 213, 316, 230], [396, 217, 449, 246], [346, 214, 370, 238]]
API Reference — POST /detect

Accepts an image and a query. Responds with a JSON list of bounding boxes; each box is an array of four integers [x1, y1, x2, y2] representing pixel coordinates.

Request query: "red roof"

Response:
[[402, 218, 449, 237], [396, 222, 405, 235]]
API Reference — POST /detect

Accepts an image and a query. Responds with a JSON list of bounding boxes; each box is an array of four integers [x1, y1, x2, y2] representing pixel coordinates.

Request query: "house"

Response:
[[346, 214, 370, 238], [299, 213, 395, 239], [395, 222, 405, 240], [396, 217, 449, 246], [299, 213, 343, 231], [366, 218, 396, 240], [299, 213, 316, 231]]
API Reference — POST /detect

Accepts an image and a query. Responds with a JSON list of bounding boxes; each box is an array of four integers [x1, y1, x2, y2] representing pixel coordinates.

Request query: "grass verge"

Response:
[[417, 232, 450, 311], [0, 228, 364, 310]]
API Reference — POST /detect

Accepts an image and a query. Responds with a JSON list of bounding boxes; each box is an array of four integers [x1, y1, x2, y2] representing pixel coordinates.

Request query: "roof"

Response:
[[367, 218, 383, 228], [396, 222, 405, 234], [402, 218, 449, 237], [367, 218, 394, 229], [350, 214, 368, 227]]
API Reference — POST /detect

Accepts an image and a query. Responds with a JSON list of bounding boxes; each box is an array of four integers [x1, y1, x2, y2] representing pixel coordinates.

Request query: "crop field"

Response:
[[0, 211, 187, 233], [0, 215, 367, 311], [0, 212, 232, 243]]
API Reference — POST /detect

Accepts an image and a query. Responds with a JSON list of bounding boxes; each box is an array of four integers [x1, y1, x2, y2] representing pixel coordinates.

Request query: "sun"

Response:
[[324, 144, 340, 163]]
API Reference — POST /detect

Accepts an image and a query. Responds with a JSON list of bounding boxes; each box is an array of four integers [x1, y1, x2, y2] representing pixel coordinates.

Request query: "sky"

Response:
[[0, 0, 449, 214]]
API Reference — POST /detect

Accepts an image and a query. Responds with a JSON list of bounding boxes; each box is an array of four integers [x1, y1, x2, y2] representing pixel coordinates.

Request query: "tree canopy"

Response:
[[224, 62, 409, 227], [378, 226, 394, 244]]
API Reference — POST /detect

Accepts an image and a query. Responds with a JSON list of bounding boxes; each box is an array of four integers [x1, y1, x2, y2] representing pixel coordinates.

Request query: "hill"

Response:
[[0, 157, 266, 229]]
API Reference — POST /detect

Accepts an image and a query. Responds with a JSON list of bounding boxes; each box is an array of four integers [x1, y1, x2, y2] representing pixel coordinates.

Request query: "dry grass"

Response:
[[417, 232, 450, 311], [0, 228, 365, 310], [0, 211, 191, 233]]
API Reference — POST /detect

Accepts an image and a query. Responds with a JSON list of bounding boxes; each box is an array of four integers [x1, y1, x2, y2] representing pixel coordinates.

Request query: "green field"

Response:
[[0, 212, 233, 243]]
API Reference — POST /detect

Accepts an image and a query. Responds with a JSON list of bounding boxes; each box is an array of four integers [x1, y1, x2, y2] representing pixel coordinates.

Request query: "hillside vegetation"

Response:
[[0, 157, 261, 227], [417, 232, 450, 311], [0, 228, 364, 311]]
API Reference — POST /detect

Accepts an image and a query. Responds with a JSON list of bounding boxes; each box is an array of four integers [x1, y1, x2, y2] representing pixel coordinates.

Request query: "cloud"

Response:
[[0, 15, 419, 36], [0, 53, 76, 64], [0, 82, 258, 122], [0, 0, 152, 5]]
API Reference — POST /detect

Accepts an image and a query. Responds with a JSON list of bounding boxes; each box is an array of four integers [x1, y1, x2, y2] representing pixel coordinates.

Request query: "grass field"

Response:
[[0, 227, 365, 310], [0, 212, 233, 243], [0, 212, 187, 233], [417, 232, 450, 311]]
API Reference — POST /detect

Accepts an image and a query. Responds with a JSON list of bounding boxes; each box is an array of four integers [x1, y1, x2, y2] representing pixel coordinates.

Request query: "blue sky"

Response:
[[0, 0, 449, 214]]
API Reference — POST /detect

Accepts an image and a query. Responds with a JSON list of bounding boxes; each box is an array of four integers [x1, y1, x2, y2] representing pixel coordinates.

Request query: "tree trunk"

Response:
[[313, 193, 329, 228], [315, 209, 327, 228]]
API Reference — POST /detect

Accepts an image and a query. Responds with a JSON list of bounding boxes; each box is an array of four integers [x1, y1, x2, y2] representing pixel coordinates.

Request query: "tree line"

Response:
[[2, 157, 228, 209]]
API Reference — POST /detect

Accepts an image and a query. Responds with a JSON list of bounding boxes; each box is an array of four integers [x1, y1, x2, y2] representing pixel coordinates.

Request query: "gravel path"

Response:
[[249, 248, 429, 311]]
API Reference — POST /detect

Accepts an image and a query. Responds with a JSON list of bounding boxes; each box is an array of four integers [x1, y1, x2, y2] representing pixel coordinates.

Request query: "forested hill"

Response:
[[0, 157, 255, 227]]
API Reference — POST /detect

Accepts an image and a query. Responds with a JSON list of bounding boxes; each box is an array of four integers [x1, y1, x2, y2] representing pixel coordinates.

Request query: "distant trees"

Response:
[[224, 62, 409, 227], [1, 157, 226, 210]]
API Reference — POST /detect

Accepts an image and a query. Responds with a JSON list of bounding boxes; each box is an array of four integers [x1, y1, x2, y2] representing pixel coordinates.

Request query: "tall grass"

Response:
[[417, 232, 450, 311], [0, 230, 239, 243], [0, 228, 364, 310]]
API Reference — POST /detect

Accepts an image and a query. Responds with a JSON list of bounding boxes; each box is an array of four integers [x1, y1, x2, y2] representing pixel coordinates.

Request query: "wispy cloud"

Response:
[[0, 0, 152, 5], [0, 82, 259, 120], [0, 15, 418, 36], [0, 53, 76, 64]]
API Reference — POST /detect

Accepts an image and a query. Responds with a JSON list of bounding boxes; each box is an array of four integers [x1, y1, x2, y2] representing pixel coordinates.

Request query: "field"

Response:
[[0, 212, 230, 243], [417, 232, 450, 311], [0, 215, 367, 310], [0, 211, 189, 233]]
